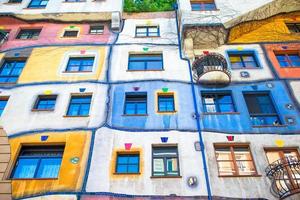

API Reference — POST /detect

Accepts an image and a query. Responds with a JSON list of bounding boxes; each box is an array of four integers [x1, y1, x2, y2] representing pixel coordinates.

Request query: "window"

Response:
[[244, 93, 281, 126], [65, 57, 94, 72], [115, 153, 140, 174], [135, 26, 159, 37], [124, 92, 147, 115], [0, 30, 9, 42], [152, 146, 179, 177], [128, 54, 163, 71], [215, 144, 257, 176], [28, 0, 48, 8], [16, 29, 41, 40], [33, 95, 57, 111], [191, 0, 216, 11], [66, 95, 92, 116], [63, 30, 79, 38], [286, 23, 300, 33], [8, 0, 22, 3], [0, 97, 8, 116], [0, 59, 26, 83], [275, 52, 300, 68], [202, 92, 235, 113], [89, 25, 104, 35], [65, 0, 85, 2], [228, 52, 259, 68], [158, 93, 175, 112], [11, 145, 64, 179]]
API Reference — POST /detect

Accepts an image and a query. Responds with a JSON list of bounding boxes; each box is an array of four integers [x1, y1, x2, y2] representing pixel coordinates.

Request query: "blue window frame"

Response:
[[115, 153, 140, 174], [135, 26, 159, 37], [0, 59, 26, 83], [16, 29, 41, 39], [11, 146, 64, 179], [158, 94, 175, 112], [0, 97, 8, 116], [202, 92, 235, 113], [67, 95, 92, 116], [28, 0, 48, 8], [275, 52, 300, 68], [152, 146, 179, 177], [66, 57, 94, 72], [34, 95, 57, 111], [228, 52, 259, 68], [128, 54, 163, 71], [124, 92, 147, 115], [244, 93, 281, 126], [191, 1, 216, 11]]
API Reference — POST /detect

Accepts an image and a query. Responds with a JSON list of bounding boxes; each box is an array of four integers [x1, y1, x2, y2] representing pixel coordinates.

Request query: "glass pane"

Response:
[[127, 165, 139, 173], [215, 147, 232, 161], [36, 158, 62, 178], [234, 147, 252, 160], [217, 161, 235, 176], [13, 158, 38, 178], [266, 151, 281, 164], [136, 103, 146, 114], [128, 62, 145, 70], [125, 103, 136, 114], [128, 156, 139, 164], [219, 104, 235, 112], [204, 3, 216, 10], [116, 165, 127, 173], [67, 105, 80, 116], [153, 158, 164, 175], [146, 61, 163, 70], [236, 161, 256, 175], [166, 158, 178, 175]]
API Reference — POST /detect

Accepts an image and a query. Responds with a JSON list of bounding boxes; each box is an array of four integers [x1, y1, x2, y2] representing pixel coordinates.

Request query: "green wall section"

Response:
[[124, 0, 175, 12]]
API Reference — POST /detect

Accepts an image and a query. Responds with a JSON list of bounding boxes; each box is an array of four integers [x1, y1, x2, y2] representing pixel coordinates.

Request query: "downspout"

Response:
[[174, 4, 212, 200]]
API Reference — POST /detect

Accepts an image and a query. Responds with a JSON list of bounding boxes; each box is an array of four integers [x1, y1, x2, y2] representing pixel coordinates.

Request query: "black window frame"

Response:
[[115, 152, 140, 174], [33, 95, 57, 111], [89, 25, 104, 35], [135, 26, 160, 37], [62, 30, 79, 38], [123, 92, 147, 115], [16, 29, 41, 40]]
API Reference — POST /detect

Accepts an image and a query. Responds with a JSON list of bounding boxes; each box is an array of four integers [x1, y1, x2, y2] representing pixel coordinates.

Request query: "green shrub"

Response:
[[124, 0, 176, 12]]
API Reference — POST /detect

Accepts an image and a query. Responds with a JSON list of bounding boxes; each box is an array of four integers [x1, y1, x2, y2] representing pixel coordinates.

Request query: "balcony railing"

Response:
[[192, 53, 231, 86], [265, 156, 300, 199]]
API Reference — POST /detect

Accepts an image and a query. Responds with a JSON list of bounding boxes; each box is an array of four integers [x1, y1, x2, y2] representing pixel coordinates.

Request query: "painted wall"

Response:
[[203, 131, 300, 199], [264, 43, 300, 79], [1, 46, 108, 83], [0, 0, 122, 14], [8, 131, 91, 199], [0, 83, 107, 135], [289, 81, 300, 106], [86, 127, 207, 196], [0, 17, 114, 52], [228, 12, 300, 43]]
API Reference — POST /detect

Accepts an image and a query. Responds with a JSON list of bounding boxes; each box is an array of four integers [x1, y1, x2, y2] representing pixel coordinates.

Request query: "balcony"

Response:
[[265, 156, 300, 199], [0, 31, 8, 46], [192, 53, 231, 86]]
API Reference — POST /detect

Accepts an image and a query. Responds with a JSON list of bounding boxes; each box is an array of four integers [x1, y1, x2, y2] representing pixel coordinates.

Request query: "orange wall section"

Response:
[[7, 131, 91, 199], [264, 43, 300, 79], [228, 12, 300, 43]]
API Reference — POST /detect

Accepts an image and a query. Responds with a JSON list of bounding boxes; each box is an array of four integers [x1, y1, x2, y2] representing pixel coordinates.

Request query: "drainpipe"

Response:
[[174, 4, 212, 200]]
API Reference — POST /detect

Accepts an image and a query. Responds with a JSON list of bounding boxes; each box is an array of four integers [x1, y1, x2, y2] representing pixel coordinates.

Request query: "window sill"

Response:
[[15, 38, 39, 40], [252, 124, 287, 128], [31, 109, 54, 112], [63, 115, 90, 118], [231, 67, 262, 70], [62, 71, 93, 73], [10, 178, 58, 180], [126, 69, 164, 72], [113, 172, 141, 175], [203, 112, 240, 115], [191, 9, 220, 12], [122, 114, 148, 116], [157, 111, 177, 114], [23, 7, 46, 9], [218, 174, 261, 178], [62, 1, 87, 3], [150, 175, 182, 179], [3, 2, 22, 5], [134, 36, 160, 38]]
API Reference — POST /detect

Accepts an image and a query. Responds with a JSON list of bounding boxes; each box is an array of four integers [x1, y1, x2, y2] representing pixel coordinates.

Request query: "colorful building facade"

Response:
[[0, 0, 299, 200]]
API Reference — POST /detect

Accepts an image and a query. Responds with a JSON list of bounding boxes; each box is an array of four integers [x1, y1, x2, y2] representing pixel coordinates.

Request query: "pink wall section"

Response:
[[0, 17, 114, 51]]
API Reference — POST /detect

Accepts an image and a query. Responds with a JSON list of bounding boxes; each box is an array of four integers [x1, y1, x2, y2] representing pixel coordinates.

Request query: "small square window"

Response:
[[65, 57, 94, 72], [152, 146, 179, 177], [28, 0, 48, 8], [228, 52, 259, 68], [66, 95, 92, 116], [33, 95, 57, 111], [16, 29, 41, 40], [191, 1, 216, 11], [275, 52, 300, 68], [0, 30, 9, 42], [202, 92, 236, 113], [89, 25, 104, 35], [0, 59, 26, 83], [63, 30, 79, 38], [11, 145, 64, 179], [8, 0, 22, 3], [115, 153, 140, 174], [128, 54, 163, 71], [286, 23, 300, 33], [124, 92, 147, 115], [135, 26, 159, 37], [158, 93, 175, 113], [0, 97, 9, 116]]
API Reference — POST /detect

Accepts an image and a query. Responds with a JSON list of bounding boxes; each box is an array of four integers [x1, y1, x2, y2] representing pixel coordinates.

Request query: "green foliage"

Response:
[[124, 0, 176, 12]]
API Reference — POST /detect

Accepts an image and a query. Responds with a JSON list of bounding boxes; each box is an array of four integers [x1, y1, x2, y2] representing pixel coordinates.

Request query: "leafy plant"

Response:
[[124, 0, 176, 12]]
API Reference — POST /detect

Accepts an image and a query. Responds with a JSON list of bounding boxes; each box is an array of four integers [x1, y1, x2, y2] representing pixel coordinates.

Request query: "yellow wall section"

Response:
[[8, 131, 91, 199], [228, 12, 300, 43], [18, 46, 106, 83]]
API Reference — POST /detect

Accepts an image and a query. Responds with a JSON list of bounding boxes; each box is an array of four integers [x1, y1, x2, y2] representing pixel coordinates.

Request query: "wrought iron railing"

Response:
[[265, 156, 300, 199]]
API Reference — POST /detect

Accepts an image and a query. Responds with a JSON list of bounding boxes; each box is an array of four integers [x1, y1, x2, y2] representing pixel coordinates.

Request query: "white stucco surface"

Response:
[[289, 81, 300, 105]]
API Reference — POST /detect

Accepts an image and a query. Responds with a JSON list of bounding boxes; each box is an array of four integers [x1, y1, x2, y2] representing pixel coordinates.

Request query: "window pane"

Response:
[[250, 115, 280, 126], [234, 147, 252, 160], [13, 158, 38, 178], [36, 158, 62, 178], [215, 147, 232, 161], [153, 158, 165, 175], [217, 161, 235, 176], [236, 161, 256, 175], [166, 158, 178, 175], [266, 151, 281, 164], [116, 154, 139, 174], [158, 95, 174, 112], [0, 99, 8, 116], [116, 165, 127, 173]]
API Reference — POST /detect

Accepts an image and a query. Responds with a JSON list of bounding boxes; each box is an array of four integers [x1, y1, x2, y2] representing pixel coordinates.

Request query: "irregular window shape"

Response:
[[63, 30, 79, 38], [286, 23, 300, 33], [275, 52, 300, 68], [0, 97, 9, 116], [28, 0, 48, 8], [16, 29, 41, 40], [34, 95, 57, 111], [0, 59, 26, 83]]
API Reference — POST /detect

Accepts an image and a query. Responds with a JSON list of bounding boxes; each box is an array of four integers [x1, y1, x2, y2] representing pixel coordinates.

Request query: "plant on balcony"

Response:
[[124, 0, 176, 12]]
